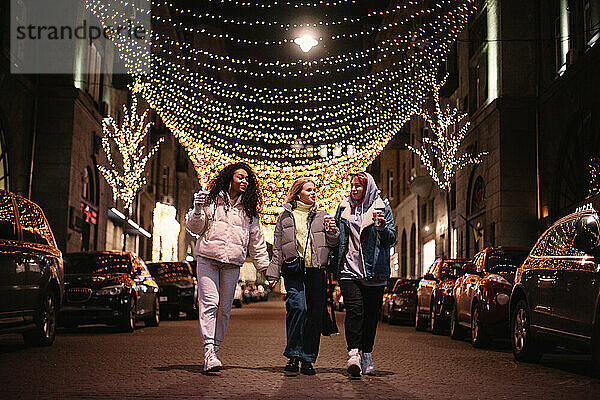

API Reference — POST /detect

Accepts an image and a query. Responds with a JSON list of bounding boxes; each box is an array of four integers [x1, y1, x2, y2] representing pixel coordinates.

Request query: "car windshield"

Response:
[[486, 250, 529, 273], [440, 261, 467, 279], [394, 280, 418, 293], [64, 253, 131, 275], [147, 263, 190, 278]]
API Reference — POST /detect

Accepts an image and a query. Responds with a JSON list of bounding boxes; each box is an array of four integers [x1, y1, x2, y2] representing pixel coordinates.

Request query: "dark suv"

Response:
[[61, 252, 160, 332], [510, 210, 600, 372], [0, 190, 63, 346], [147, 261, 198, 320]]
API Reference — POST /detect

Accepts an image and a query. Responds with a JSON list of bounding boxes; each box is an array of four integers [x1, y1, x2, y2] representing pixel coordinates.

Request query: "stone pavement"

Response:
[[1, 298, 599, 399]]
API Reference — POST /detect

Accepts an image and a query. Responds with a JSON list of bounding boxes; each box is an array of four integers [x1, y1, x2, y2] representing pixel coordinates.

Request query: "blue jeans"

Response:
[[283, 268, 326, 363]]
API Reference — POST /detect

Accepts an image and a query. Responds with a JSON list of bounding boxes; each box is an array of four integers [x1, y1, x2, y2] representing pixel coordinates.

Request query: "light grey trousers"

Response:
[[196, 256, 240, 349]]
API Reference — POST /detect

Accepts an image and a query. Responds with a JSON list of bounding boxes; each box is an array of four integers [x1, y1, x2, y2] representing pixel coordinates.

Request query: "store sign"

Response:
[[80, 202, 97, 225]]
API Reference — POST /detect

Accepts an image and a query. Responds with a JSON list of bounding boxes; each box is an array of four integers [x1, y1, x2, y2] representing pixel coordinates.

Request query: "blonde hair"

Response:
[[285, 177, 317, 204]]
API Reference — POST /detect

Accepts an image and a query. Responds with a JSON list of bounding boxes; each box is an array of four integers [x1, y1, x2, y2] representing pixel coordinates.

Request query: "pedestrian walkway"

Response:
[[1, 298, 599, 399]]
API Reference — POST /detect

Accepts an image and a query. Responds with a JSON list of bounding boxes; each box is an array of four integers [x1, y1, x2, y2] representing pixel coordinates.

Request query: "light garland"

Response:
[[407, 74, 487, 192], [589, 157, 600, 196], [88, 0, 477, 225], [97, 90, 164, 212]]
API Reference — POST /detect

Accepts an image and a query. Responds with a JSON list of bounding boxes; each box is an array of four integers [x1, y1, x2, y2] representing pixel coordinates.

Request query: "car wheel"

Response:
[[430, 302, 442, 334], [450, 303, 466, 340], [511, 300, 542, 362], [120, 298, 136, 333], [145, 297, 160, 327], [415, 303, 427, 331], [22, 289, 57, 347], [471, 303, 490, 348]]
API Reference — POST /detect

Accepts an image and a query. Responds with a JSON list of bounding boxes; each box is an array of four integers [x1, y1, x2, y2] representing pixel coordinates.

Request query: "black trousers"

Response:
[[340, 280, 384, 353], [284, 268, 327, 363]]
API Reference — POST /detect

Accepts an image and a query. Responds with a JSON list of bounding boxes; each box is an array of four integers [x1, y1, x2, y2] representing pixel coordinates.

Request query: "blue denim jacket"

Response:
[[331, 197, 397, 281]]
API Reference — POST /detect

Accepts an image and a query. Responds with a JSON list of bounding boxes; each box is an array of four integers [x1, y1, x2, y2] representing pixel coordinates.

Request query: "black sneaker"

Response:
[[284, 357, 300, 376], [300, 362, 316, 375]]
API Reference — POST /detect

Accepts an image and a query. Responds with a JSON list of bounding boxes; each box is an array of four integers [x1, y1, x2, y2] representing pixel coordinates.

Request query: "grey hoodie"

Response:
[[341, 172, 386, 284]]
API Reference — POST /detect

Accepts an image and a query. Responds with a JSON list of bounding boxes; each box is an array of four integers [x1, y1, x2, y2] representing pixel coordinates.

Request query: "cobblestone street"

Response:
[[1, 298, 599, 399]]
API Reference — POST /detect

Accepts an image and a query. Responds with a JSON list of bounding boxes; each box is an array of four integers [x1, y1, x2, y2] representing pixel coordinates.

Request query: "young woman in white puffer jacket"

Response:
[[186, 162, 270, 374]]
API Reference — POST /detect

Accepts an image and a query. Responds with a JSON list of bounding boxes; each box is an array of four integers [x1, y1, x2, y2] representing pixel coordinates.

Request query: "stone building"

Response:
[[373, 0, 600, 277], [0, 2, 200, 261]]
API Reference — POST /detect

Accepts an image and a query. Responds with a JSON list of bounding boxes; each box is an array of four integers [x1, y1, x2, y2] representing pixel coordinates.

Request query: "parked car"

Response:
[[510, 210, 600, 372], [0, 190, 63, 346], [332, 283, 344, 311], [61, 251, 160, 332], [233, 282, 243, 308], [256, 284, 269, 302], [380, 277, 400, 317], [147, 261, 198, 320], [382, 279, 420, 325], [451, 247, 529, 347], [416, 257, 469, 333]]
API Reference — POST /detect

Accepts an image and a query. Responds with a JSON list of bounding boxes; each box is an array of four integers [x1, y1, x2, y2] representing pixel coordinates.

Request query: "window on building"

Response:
[[401, 229, 407, 277], [0, 124, 9, 191], [410, 224, 416, 277], [421, 203, 427, 224], [585, 0, 600, 47], [161, 166, 169, 196], [468, 8, 488, 113], [82, 168, 91, 201], [470, 176, 486, 215], [429, 199, 435, 223], [387, 169, 394, 200], [13, 0, 27, 65], [86, 41, 103, 104]]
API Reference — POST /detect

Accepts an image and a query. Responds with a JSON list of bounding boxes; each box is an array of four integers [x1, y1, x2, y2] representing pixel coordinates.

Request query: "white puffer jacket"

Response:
[[185, 191, 269, 273]]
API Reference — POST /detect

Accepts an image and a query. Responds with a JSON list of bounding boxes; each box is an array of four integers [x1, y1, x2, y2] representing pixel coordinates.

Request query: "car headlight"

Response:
[[496, 293, 509, 305], [487, 275, 509, 285], [96, 285, 123, 296]]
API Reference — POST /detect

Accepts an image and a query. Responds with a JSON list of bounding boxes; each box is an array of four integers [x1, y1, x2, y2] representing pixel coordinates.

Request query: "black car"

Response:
[[61, 251, 160, 332], [0, 190, 63, 346], [382, 279, 419, 325], [510, 210, 600, 372], [147, 261, 198, 320]]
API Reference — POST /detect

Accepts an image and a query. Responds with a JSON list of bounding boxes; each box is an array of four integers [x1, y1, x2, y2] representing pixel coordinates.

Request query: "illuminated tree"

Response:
[[408, 74, 487, 192], [98, 90, 164, 212]]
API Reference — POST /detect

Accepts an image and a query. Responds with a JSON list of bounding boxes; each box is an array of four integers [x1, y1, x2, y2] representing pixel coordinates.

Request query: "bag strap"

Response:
[[302, 221, 310, 260]]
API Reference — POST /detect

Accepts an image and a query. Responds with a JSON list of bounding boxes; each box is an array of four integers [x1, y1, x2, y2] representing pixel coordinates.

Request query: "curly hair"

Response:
[[206, 162, 263, 219]]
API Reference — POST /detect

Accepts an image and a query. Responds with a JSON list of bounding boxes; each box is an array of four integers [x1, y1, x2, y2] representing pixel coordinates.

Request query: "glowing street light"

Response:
[[294, 33, 318, 53]]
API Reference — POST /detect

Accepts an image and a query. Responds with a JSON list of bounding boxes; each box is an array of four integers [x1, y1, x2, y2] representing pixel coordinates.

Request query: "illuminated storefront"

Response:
[[152, 202, 180, 262]]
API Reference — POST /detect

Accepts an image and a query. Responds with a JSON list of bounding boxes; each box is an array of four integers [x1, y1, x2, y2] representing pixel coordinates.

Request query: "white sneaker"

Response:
[[361, 352, 375, 376], [347, 348, 362, 377], [203, 346, 222, 373]]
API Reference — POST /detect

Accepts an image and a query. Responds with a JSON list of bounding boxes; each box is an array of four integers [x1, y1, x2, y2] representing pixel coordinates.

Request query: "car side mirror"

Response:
[[462, 262, 477, 275], [574, 214, 600, 256]]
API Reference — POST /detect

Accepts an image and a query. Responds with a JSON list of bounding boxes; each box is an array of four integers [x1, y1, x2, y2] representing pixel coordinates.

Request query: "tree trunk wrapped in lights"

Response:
[[98, 91, 164, 212], [408, 74, 487, 192]]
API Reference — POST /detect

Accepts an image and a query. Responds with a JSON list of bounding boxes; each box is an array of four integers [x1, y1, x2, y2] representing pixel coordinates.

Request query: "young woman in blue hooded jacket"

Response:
[[331, 171, 397, 377]]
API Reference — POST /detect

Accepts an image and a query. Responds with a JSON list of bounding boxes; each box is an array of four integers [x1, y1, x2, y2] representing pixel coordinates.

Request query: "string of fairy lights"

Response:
[[88, 0, 478, 226], [98, 92, 164, 212]]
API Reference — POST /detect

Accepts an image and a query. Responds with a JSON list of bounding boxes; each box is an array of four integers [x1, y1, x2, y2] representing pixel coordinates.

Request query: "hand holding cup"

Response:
[[373, 209, 386, 227], [193, 189, 209, 209]]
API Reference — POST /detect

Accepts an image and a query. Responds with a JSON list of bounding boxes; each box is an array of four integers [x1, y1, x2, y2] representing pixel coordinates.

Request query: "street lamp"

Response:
[[294, 33, 318, 53]]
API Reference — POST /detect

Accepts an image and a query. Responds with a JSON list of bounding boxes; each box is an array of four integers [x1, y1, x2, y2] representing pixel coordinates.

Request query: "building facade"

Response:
[[373, 0, 600, 277], [0, 2, 200, 261]]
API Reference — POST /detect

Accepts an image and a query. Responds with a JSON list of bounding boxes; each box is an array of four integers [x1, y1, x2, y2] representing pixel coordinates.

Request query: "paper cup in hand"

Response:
[[194, 190, 208, 207], [324, 215, 335, 231]]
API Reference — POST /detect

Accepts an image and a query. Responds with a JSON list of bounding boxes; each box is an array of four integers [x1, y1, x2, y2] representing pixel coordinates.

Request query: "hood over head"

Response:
[[348, 171, 380, 211]]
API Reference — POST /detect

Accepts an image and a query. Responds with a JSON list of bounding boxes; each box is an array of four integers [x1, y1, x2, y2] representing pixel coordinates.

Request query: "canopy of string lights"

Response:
[[88, 0, 477, 226]]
